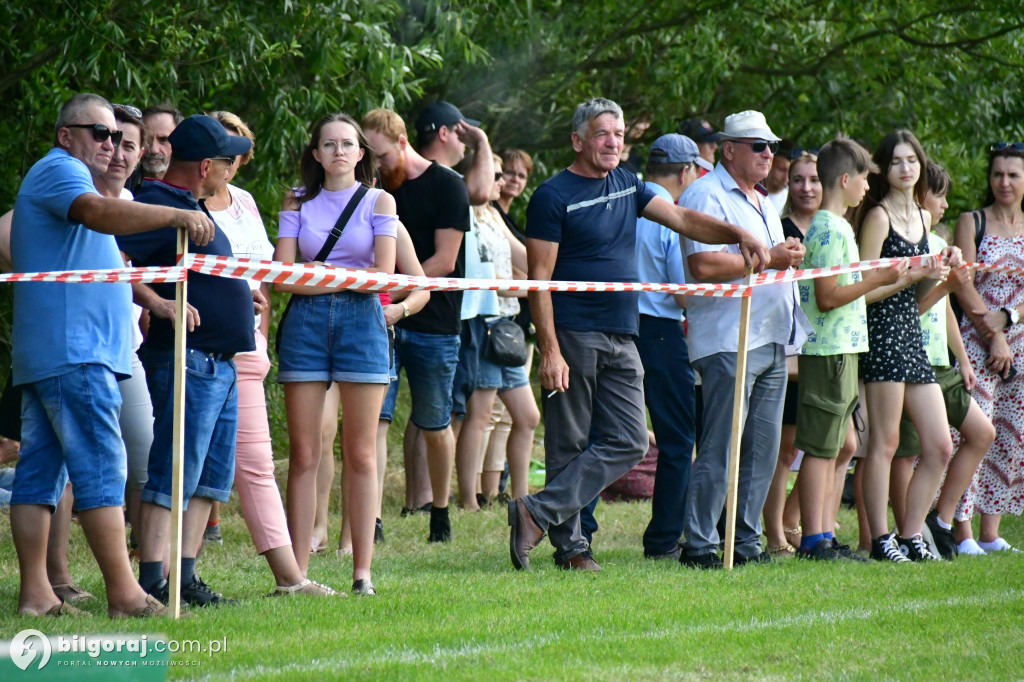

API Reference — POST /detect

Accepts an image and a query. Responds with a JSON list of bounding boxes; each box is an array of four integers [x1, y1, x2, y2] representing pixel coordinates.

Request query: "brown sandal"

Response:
[[108, 594, 169, 619]]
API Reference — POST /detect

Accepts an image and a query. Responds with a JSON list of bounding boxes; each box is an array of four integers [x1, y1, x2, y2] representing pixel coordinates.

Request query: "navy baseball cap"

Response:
[[676, 117, 721, 144], [648, 133, 714, 171], [415, 101, 481, 137], [168, 114, 252, 161]]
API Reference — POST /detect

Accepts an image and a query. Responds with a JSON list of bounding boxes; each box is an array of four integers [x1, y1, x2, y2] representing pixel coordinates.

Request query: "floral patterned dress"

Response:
[[955, 227, 1024, 519]]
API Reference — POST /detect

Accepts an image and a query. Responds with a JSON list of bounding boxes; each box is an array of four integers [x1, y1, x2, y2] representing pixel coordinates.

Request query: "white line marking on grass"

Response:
[[195, 589, 1024, 680]]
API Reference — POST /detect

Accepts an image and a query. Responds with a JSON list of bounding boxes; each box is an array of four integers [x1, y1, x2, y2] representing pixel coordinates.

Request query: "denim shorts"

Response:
[[451, 317, 487, 418], [393, 326, 460, 430], [11, 364, 127, 511], [277, 292, 391, 385], [379, 327, 400, 422], [141, 347, 238, 509], [477, 322, 531, 394]]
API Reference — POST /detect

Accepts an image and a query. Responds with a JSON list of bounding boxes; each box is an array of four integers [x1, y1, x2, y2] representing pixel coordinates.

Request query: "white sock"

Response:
[[936, 516, 952, 531]]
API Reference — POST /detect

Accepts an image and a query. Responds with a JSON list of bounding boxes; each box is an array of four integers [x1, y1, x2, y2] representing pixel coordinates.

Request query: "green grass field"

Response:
[[1, 463, 1022, 681]]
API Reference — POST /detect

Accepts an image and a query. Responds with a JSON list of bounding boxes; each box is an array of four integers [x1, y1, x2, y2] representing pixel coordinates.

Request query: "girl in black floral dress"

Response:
[[855, 130, 955, 563]]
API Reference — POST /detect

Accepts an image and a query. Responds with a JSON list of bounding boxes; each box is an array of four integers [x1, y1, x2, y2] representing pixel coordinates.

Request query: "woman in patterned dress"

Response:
[[952, 143, 1024, 553], [856, 130, 955, 562]]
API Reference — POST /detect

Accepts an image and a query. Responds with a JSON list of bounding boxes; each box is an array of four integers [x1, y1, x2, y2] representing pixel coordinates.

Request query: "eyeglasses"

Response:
[[787, 147, 819, 160], [65, 124, 123, 146], [505, 170, 528, 181], [212, 156, 236, 163], [494, 172, 503, 181], [320, 139, 360, 154], [112, 103, 143, 119], [991, 142, 1024, 152], [730, 139, 780, 154]]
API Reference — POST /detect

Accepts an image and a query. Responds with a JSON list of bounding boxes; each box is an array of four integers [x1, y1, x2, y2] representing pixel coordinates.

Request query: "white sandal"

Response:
[[271, 579, 342, 597]]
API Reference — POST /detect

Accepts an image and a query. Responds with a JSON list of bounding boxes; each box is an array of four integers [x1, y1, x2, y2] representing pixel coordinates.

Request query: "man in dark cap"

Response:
[[118, 114, 259, 607], [677, 117, 722, 175]]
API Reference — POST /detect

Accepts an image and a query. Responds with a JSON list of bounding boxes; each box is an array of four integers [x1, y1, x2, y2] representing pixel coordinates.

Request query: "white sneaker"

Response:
[[977, 537, 1021, 553], [957, 538, 987, 555]]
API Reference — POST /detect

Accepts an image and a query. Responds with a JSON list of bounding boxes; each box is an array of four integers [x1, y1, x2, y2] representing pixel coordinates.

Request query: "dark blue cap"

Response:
[[168, 114, 252, 161], [415, 101, 481, 138]]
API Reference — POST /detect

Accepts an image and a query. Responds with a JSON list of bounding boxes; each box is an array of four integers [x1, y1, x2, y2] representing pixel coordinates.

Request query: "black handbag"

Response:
[[485, 318, 528, 367], [274, 184, 369, 355]]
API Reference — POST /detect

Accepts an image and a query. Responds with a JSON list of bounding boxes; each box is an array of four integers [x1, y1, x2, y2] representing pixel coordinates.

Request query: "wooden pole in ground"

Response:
[[722, 273, 753, 570], [167, 231, 188, 618]]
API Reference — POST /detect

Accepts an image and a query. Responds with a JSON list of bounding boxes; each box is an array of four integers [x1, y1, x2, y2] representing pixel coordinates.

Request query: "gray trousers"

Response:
[[683, 343, 786, 558], [522, 330, 647, 562]]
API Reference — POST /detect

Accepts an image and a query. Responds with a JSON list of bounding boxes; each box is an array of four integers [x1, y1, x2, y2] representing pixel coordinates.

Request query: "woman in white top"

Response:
[[456, 156, 539, 506]]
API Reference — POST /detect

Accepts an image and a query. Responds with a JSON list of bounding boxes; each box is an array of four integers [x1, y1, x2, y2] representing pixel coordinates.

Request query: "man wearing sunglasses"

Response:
[[117, 114, 257, 608], [678, 110, 808, 570], [9, 93, 215, 619]]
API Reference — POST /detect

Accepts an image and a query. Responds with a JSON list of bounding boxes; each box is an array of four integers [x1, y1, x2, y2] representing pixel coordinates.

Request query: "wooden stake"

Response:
[[722, 272, 753, 570], [167, 230, 188, 618]]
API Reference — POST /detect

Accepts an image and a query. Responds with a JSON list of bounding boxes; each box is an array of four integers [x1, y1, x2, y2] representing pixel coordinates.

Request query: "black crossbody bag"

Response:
[[274, 184, 369, 355]]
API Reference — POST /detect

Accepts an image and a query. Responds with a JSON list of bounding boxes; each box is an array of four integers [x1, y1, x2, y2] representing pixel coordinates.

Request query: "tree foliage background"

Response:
[[3, 0, 1024, 441]]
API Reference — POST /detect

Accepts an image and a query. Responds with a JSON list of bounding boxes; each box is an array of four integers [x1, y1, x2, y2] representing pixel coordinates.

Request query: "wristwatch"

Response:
[[1003, 307, 1019, 328], [400, 302, 411, 318]]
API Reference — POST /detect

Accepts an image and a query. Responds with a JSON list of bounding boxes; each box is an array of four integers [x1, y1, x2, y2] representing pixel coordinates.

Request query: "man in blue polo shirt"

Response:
[[634, 134, 712, 560], [118, 115, 256, 607], [508, 98, 769, 572], [10, 93, 214, 618]]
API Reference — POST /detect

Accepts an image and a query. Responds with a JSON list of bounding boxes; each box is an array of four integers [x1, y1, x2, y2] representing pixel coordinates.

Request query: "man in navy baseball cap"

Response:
[[648, 133, 714, 172], [168, 114, 252, 162]]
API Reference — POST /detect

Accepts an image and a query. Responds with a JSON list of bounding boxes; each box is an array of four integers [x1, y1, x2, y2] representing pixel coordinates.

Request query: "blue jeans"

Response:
[[141, 347, 238, 509], [683, 344, 786, 558], [12, 364, 127, 510], [636, 315, 696, 556], [393, 327, 460, 431], [451, 317, 486, 419]]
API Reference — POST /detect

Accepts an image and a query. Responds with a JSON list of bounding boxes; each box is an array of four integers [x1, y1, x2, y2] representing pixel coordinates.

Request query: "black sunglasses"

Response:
[[494, 171, 503, 181], [787, 147, 820, 160], [66, 123, 123, 146], [113, 103, 143, 119], [991, 142, 1024, 152], [731, 139, 780, 154]]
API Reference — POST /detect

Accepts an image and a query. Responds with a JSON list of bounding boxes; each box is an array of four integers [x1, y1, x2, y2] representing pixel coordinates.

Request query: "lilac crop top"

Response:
[[277, 183, 398, 268]]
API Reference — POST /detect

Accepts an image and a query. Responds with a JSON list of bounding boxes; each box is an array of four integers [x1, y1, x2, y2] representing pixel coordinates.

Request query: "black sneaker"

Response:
[[143, 578, 170, 606], [400, 502, 432, 517], [374, 518, 385, 544], [831, 538, 869, 562], [679, 551, 723, 570], [734, 551, 772, 566], [182, 575, 238, 607], [924, 509, 958, 560], [644, 546, 682, 561], [897, 534, 940, 562], [797, 537, 840, 561], [870, 532, 911, 563], [427, 506, 451, 543]]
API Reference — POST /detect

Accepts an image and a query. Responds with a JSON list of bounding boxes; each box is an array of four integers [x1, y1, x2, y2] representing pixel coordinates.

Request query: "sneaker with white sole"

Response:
[[897, 534, 940, 561], [924, 509, 957, 560], [977, 537, 1021, 553], [871, 532, 911, 563], [957, 538, 987, 555]]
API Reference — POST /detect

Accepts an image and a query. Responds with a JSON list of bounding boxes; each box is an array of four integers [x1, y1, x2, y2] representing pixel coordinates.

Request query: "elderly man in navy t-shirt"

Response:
[[507, 97, 769, 572]]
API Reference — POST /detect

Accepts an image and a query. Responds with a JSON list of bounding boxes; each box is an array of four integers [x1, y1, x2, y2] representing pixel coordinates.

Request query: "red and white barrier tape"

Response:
[[0, 265, 184, 284], [185, 254, 751, 297], [4, 253, 1024, 293]]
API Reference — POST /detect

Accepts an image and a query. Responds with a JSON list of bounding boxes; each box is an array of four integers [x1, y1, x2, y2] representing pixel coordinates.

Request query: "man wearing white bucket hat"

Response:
[[678, 110, 808, 569]]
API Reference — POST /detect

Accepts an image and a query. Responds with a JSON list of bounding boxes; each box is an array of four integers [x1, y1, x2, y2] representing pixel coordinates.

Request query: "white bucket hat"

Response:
[[718, 110, 780, 142]]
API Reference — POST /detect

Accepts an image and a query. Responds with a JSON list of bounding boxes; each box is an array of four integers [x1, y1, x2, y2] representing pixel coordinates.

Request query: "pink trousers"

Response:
[[233, 330, 291, 554]]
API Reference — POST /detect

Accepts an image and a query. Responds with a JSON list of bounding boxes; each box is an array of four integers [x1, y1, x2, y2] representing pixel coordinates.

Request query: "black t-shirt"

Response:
[[781, 216, 805, 242], [392, 162, 470, 335], [118, 180, 256, 355]]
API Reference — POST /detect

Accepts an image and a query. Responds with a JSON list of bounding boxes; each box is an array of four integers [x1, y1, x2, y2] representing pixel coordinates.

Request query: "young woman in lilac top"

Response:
[[274, 113, 397, 595]]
